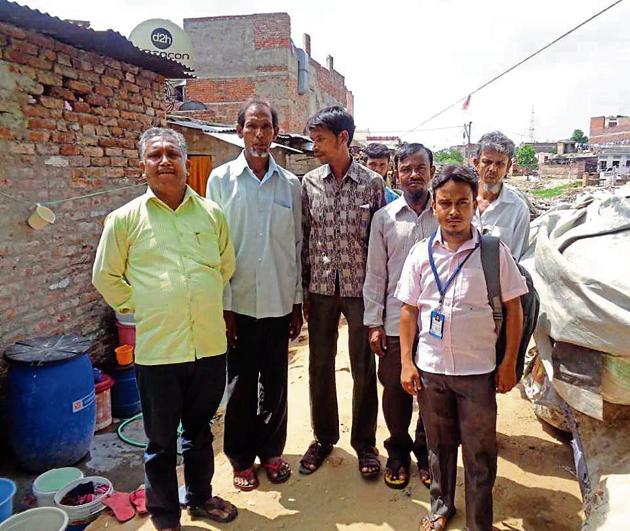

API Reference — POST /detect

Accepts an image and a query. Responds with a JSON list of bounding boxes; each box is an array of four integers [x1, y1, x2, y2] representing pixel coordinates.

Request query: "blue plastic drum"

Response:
[[4, 335, 96, 473]]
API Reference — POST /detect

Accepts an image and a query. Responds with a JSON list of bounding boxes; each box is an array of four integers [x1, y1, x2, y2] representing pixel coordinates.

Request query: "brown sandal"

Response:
[[263, 457, 291, 484], [299, 441, 333, 475], [233, 465, 258, 491], [188, 496, 238, 523], [420, 514, 449, 531], [358, 446, 381, 480]]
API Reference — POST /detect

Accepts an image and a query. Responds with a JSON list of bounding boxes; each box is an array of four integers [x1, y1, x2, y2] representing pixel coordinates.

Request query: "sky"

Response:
[[17, 0, 630, 150]]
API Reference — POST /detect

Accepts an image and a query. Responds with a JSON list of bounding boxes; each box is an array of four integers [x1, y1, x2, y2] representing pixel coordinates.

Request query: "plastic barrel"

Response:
[[4, 336, 96, 473], [0, 479, 16, 524], [110, 364, 141, 418], [0, 506, 68, 531]]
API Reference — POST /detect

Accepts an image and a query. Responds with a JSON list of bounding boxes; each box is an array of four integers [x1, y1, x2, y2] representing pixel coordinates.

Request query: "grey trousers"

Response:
[[307, 293, 377, 454], [419, 371, 497, 531]]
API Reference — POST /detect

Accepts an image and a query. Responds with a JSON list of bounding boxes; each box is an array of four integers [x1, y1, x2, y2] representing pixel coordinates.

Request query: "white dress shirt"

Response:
[[207, 152, 302, 318], [395, 227, 528, 376], [363, 195, 437, 336], [473, 183, 530, 259]]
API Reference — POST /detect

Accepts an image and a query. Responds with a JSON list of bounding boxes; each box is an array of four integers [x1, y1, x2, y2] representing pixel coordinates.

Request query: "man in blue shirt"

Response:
[[207, 99, 303, 492]]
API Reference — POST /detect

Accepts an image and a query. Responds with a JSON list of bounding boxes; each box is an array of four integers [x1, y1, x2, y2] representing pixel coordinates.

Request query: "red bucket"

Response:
[[94, 374, 114, 431], [115, 322, 135, 347]]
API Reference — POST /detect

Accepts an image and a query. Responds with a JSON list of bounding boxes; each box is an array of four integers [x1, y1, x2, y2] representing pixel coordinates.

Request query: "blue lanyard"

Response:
[[428, 232, 479, 308]]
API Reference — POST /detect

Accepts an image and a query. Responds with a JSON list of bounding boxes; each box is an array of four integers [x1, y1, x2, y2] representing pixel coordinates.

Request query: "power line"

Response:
[[402, 0, 625, 138], [363, 125, 464, 134]]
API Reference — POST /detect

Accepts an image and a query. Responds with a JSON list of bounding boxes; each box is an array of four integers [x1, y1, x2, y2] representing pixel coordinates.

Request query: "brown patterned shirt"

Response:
[[302, 160, 385, 298]]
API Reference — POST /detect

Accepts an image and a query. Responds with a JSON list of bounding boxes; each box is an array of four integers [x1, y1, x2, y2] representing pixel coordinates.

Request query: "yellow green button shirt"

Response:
[[92, 186, 235, 365]]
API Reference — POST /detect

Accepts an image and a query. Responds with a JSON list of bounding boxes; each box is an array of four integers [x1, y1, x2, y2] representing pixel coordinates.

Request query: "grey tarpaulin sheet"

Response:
[[521, 187, 630, 419]]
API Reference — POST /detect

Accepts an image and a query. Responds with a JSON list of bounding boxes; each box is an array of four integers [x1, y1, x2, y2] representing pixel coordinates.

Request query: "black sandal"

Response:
[[187, 496, 238, 523], [299, 440, 333, 475], [358, 446, 381, 480], [384, 457, 410, 489]]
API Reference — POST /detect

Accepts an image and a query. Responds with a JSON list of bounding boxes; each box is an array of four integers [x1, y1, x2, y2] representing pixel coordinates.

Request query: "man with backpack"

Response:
[[396, 165, 528, 531]]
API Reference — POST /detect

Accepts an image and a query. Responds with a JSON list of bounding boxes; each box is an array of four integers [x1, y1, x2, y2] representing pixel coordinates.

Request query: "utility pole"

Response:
[[463, 121, 472, 158], [528, 106, 536, 142]]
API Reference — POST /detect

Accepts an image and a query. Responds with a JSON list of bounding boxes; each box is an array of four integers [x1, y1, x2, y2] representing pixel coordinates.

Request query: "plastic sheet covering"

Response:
[[521, 188, 630, 418]]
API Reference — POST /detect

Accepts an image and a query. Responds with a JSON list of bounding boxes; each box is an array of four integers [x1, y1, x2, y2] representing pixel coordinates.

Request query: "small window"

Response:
[[599, 161, 607, 170], [626, 160, 630, 167], [612, 160, 620, 168]]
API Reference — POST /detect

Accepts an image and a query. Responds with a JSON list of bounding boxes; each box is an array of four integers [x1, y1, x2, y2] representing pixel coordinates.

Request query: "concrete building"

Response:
[[590, 115, 630, 145], [598, 146, 630, 173], [180, 13, 354, 133]]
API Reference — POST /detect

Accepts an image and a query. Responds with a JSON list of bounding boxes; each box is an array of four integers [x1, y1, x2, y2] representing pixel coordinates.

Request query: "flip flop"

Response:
[[233, 465, 259, 491], [102, 491, 135, 523], [384, 458, 410, 490], [188, 496, 238, 523], [130, 487, 147, 515], [263, 457, 291, 484]]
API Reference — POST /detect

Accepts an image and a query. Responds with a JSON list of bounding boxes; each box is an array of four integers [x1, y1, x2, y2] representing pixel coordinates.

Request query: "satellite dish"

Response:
[[129, 19, 194, 71], [179, 100, 208, 111]]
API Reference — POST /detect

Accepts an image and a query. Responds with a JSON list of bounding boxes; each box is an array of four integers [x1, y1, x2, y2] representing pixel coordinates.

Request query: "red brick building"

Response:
[[589, 115, 630, 145], [180, 13, 354, 133], [0, 1, 190, 368]]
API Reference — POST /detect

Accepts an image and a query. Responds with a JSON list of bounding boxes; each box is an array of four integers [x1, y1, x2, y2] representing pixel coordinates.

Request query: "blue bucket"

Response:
[[111, 364, 141, 418], [0, 478, 16, 523]]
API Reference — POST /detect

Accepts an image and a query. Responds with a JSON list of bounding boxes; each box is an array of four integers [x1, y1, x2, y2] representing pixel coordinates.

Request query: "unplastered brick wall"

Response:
[[0, 21, 166, 379]]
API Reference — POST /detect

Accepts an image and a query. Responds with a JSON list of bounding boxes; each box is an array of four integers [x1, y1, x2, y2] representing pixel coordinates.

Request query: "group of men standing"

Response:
[[92, 98, 531, 531]]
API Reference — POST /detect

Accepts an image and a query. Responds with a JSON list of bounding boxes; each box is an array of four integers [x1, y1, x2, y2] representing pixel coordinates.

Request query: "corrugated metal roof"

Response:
[[167, 116, 303, 154], [0, 0, 194, 78]]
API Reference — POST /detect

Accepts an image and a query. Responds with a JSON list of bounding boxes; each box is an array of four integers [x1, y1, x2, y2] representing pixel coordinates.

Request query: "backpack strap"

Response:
[[480, 235, 503, 335]]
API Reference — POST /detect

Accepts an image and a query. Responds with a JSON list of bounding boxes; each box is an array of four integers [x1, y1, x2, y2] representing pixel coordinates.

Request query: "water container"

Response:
[[4, 335, 96, 473], [110, 364, 141, 418], [0, 506, 68, 531], [33, 467, 84, 507], [0, 479, 16, 523], [53, 476, 112, 530], [94, 374, 114, 431]]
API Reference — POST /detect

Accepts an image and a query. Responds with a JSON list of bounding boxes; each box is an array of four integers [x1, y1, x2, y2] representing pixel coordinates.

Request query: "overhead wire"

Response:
[[402, 0, 625, 138]]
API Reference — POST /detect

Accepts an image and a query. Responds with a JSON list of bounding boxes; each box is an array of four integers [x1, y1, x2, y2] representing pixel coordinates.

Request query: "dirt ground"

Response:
[[90, 324, 582, 531]]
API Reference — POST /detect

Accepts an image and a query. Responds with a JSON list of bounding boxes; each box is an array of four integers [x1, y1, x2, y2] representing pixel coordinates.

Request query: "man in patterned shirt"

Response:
[[300, 105, 386, 479]]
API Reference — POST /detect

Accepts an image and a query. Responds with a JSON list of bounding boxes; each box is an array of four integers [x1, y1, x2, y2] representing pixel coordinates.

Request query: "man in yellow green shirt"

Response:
[[93, 127, 237, 531]]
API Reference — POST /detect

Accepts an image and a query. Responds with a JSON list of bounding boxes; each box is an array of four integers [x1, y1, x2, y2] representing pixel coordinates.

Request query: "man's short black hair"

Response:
[[397, 142, 434, 167], [432, 164, 478, 197], [306, 105, 355, 146], [237, 98, 279, 129], [364, 143, 390, 160]]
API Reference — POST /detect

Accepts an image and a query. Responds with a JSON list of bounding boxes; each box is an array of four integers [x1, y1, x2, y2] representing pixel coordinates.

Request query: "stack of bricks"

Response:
[[0, 20, 167, 378]]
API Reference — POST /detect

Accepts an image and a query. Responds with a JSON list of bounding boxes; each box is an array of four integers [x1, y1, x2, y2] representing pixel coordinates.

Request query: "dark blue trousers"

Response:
[[136, 355, 226, 530]]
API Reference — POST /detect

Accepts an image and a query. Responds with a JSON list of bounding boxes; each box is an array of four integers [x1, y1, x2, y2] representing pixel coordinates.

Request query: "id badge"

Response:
[[429, 309, 445, 339]]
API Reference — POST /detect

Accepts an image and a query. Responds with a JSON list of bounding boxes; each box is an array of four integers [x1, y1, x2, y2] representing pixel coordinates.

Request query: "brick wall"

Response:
[[183, 13, 353, 133], [590, 116, 630, 144], [0, 21, 166, 378]]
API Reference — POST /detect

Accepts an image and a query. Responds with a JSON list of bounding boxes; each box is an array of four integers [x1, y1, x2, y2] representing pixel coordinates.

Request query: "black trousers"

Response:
[[224, 313, 291, 471], [136, 355, 226, 530], [308, 293, 377, 454], [378, 336, 428, 468], [419, 371, 497, 531]]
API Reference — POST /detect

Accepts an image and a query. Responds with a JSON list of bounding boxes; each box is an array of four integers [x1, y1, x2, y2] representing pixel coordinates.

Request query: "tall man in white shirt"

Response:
[[363, 143, 437, 490], [207, 99, 303, 492], [473, 131, 530, 259]]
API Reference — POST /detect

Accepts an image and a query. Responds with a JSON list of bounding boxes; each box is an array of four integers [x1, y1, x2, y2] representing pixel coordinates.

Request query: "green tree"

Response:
[[516, 145, 538, 172], [570, 129, 588, 144], [434, 148, 464, 165]]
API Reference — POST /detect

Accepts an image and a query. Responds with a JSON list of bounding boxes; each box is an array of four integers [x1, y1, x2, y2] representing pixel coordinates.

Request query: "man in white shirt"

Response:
[[363, 143, 437, 490], [396, 165, 527, 531], [473, 131, 530, 259], [207, 99, 302, 492]]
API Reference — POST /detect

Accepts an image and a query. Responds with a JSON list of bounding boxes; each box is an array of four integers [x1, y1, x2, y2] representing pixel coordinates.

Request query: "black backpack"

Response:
[[479, 235, 540, 380]]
